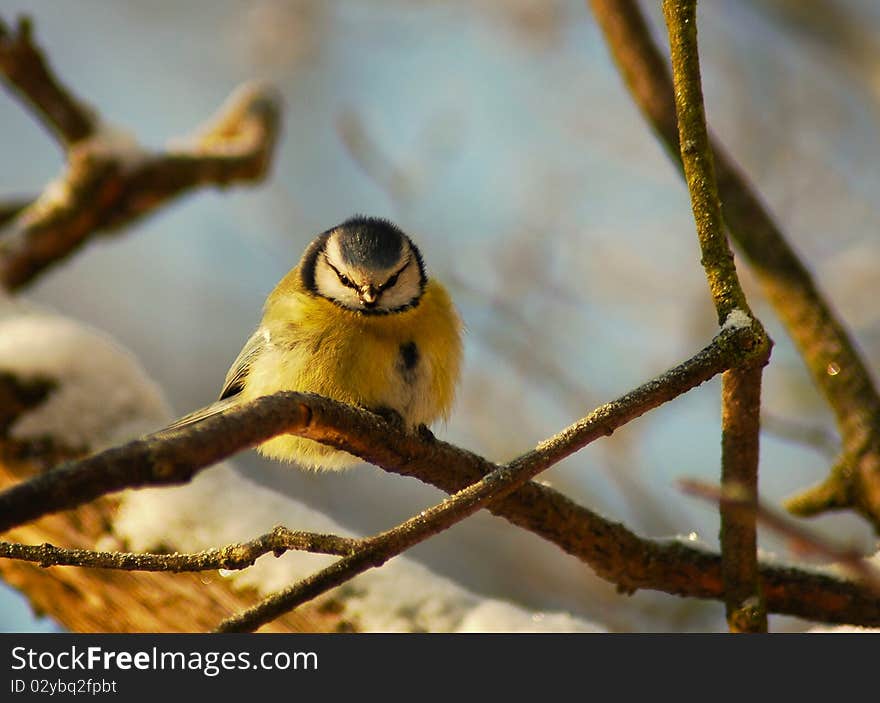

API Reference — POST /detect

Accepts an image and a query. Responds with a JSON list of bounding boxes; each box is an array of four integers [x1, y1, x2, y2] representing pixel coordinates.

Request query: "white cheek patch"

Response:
[[324, 237, 345, 270], [376, 260, 422, 311], [314, 259, 361, 310]]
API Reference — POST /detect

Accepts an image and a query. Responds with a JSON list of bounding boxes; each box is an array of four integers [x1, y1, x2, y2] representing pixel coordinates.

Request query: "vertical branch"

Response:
[[720, 362, 767, 631], [662, 0, 769, 632], [662, 3, 748, 324], [589, 0, 880, 528]]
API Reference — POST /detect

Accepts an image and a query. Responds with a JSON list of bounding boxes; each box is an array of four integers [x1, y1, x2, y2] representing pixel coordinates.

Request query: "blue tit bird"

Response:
[[169, 216, 463, 469]]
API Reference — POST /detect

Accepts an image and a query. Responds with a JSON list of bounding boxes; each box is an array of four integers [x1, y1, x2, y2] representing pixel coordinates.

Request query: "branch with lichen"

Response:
[[218, 422, 614, 632], [2, 8, 879, 633], [3, 325, 880, 629], [589, 0, 880, 531], [0, 15, 281, 290], [662, 0, 769, 632], [0, 526, 357, 572], [0, 324, 758, 534]]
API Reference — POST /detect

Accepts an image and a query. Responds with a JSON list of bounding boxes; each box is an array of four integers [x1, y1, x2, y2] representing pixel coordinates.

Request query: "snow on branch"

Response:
[[0, 15, 281, 290], [0, 16, 96, 146]]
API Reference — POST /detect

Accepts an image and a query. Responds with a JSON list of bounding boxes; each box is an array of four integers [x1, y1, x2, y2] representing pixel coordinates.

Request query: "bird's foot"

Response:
[[369, 405, 406, 430]]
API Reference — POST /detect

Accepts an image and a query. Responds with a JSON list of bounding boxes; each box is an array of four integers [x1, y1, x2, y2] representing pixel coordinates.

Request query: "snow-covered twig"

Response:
[[0, 16, 281, 290]]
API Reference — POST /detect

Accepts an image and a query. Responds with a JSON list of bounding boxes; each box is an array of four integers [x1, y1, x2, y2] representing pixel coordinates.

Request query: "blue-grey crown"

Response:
[[336, 216, 406, 270]]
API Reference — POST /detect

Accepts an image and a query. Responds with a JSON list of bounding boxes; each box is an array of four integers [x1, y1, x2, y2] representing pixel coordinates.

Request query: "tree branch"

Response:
[[588, 0, 880, 530], [662, 0, 768, 632], [662, 1, 748, 325], [219, 425, 614, 632], [0, 526, 357, 572], [4, 324, 880, 627], [0, 324, 757, 534], [0, 482, 346, 632], [718, 360, 768, 631], [0, 16, 96, 146], [0, 15, 281, 290]]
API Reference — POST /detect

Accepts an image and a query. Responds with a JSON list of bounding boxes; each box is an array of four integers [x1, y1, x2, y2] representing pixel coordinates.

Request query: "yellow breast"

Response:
[[243, 270, 463, 468]]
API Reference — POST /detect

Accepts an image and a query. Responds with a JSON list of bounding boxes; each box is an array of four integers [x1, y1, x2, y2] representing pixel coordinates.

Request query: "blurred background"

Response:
[[1, 0, 878, 632]]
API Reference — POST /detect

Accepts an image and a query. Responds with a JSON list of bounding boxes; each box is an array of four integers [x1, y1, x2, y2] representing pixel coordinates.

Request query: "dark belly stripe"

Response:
[[399, 341, 419, 372]]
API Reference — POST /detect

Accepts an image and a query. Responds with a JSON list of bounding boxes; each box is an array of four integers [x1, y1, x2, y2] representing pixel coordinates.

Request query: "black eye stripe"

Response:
[[324, 258, 357, 289], [378, 260, 409, 292]]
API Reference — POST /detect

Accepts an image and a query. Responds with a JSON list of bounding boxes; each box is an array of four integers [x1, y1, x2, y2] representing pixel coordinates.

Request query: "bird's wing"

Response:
[[157, 327, 269, 433], [157, 395, 243, 433], [219, 327, 269, 400]]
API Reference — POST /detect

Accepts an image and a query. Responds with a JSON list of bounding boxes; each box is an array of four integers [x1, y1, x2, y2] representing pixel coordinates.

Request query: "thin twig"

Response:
[[219, 434, 603, 631], [679, 479, 880, 595], [336, 108, 416, 204], [0, 526, 357, 572], [663, 0, 768, 632], [589, 0, 880, 528]]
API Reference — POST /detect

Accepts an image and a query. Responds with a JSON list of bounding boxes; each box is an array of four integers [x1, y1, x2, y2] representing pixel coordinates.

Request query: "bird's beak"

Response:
[[359, 286, 378, 307]]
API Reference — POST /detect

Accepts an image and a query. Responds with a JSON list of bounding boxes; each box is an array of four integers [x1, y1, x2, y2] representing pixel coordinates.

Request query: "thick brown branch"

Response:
[[0, 327, 756, 533], [0, 81, 281, 290], [0, 401, 314, 533], [589, 0, 880, 529], [0, 526, 357, 572], [222, 328, 754, 630], [662, 0, 768, 632], [719, 362, 767, 630], [4, 325, 880, 627], [0, 16, 96, 146]]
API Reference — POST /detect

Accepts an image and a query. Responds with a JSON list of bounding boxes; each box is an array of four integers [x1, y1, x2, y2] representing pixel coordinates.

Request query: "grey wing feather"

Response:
[[158, 328, 268, 433], [158, 396, 243, 433], [219, 327, 269, 400]]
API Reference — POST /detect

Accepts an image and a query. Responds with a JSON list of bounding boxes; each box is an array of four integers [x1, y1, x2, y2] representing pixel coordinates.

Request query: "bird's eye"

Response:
[[379, 260, 409, 291], [326, 260, 356, 289], [383, 272, 400, 290]]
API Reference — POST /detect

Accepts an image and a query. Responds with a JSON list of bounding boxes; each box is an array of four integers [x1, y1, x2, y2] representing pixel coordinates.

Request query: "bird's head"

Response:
[[302, 216, 426, 313]]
